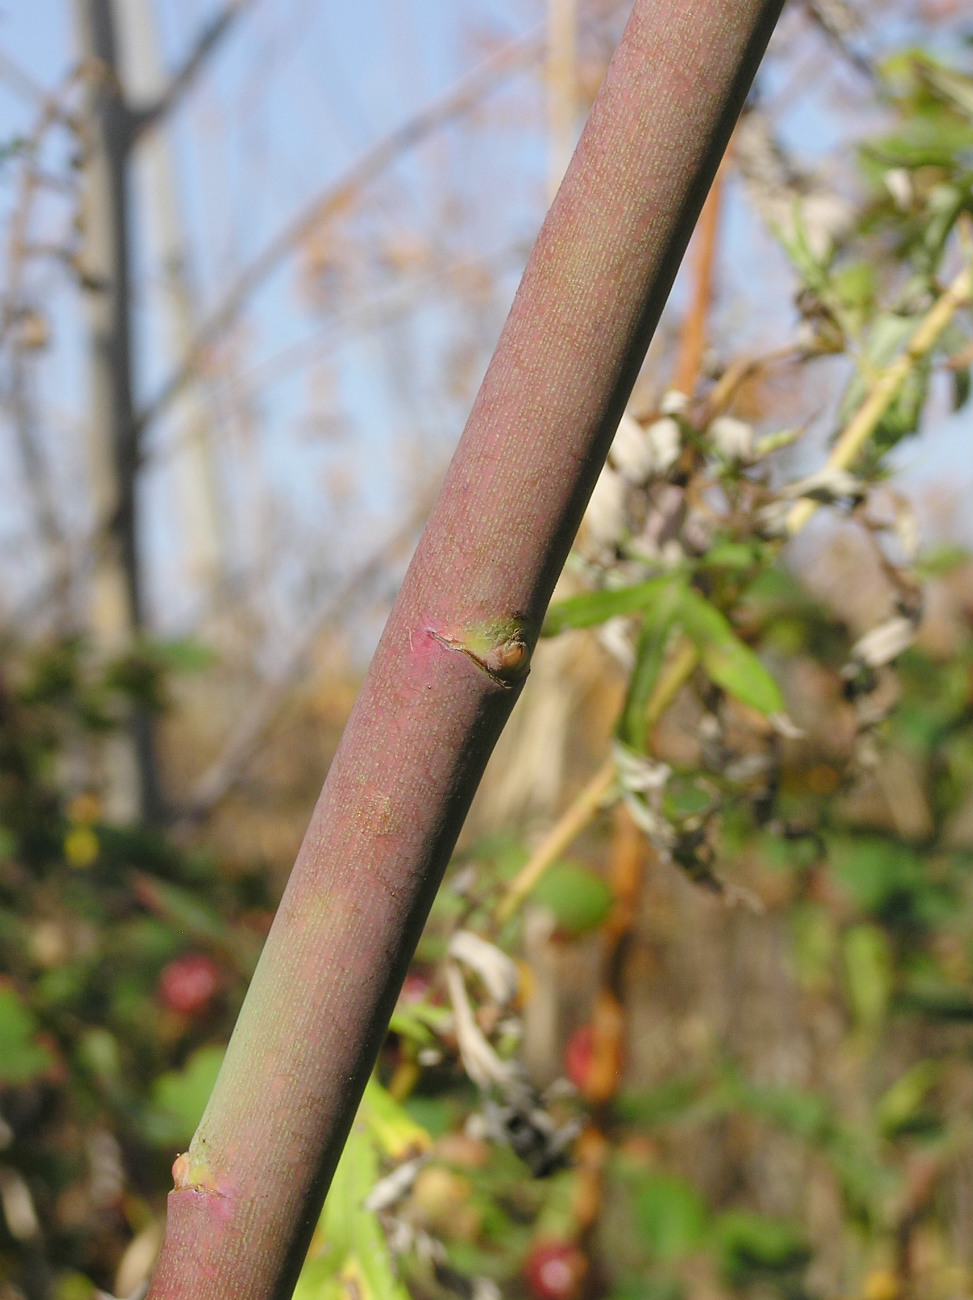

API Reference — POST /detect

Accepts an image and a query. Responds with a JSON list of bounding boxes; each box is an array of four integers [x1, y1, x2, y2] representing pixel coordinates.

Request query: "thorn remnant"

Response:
[[429, 617, 531, 688], [171, 1151, 222, 1195]]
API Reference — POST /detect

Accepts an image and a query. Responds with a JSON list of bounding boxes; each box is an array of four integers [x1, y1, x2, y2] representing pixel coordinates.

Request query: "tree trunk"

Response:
[[76, 0, 163, 824], [118, 0, 227, 601]]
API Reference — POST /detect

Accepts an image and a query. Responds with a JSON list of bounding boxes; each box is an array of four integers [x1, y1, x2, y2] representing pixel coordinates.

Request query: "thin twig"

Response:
[[495, 637, 698, 925], [128, 0, 251, 141], [786, 258, 973, 535], [673, 163, 725, 397], [134, 24, 549, 437], [175, 506, 430, 824], [699, 344, 799, 419], [0, 47, 49, 105], [495, 755, 616, 927]]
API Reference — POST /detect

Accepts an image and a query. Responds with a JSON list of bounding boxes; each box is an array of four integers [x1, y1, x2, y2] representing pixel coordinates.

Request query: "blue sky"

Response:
[[0, 0, 969, 657]]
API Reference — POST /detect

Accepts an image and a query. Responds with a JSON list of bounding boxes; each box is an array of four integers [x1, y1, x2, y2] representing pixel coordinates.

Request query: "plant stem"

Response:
[[496, 754, 618, 928], [146, 4, 784, 1297]]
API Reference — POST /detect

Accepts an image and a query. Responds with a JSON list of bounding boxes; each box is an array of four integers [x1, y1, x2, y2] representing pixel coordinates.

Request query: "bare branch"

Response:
[[134, 20, 549, 436], [127, 0, 250, 141], [175, 502, 431, 825]]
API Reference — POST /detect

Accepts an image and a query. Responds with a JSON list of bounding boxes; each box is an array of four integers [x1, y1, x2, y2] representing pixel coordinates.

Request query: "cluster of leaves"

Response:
[[0, 636, 276, 1298]]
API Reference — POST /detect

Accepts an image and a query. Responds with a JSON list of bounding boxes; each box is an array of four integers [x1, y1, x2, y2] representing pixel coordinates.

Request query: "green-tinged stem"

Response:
[[146, 3, 784, 1297], [495, 754, 618, 928]]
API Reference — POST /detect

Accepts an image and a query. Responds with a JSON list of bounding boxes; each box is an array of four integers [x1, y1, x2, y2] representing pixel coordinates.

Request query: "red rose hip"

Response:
[[158, 953, 221, 1015], [523, 1240, 586, 1300]]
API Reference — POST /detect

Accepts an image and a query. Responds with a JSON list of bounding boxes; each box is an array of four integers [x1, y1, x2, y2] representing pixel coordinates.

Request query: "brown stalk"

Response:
[[673, 160, 726, 398]]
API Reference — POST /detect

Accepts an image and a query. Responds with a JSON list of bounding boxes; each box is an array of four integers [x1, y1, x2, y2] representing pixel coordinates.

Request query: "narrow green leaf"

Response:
[[301, 1125, 411, 1300], [714, 1212, 810, 1285], [361, 1076, 433, 1161], [677, 589, 784, 715], [613, 1076, 703, 1129], [775, 201, 832, 290], [697, 539, 765, 571], [621, 582, 683, 749], [132, 873, 226, 945], [897, 977, 973, 1021], [542, 577, 678, 635], [843, 924, 893, 1032], [150, 637, 217, 673], [876, 1060, 939, 1137], [952, 364, 971, 412]]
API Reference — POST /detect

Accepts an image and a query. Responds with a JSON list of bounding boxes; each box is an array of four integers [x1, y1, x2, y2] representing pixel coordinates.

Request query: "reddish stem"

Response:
[[146, 3, 784, 1296]]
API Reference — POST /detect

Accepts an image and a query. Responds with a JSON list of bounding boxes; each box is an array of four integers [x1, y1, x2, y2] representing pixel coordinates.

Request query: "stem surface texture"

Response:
[[146, 2, 784, 1295]]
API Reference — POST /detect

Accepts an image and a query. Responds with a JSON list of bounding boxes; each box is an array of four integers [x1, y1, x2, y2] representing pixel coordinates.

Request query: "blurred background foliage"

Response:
[[0, 2, 971, 1300]]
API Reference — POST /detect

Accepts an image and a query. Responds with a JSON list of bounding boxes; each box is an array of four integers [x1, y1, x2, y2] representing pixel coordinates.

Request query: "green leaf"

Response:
[[775, 201, 833, 291], [897, 977, 973, 1022], [838, 313, 917, 424], [677, 589, 785, 715], [789, 902, 838, 993], [527, 578, 786, 718], [832, 261, 877, 331], [0, 824, 16, 860], [613, 1076, 703, 1130], [915, 59, 973, 116], [714, 1212, 810, 1285], [620, 583, 682, 749], [876, 359, 929, 449], [387, 1007, 434, 1047], [360, 1076, 433, 1161], [110, 916, 184, 967], [843, 924, 893, 1032], [697, 539, 765, 571], [52, 1273, 100, 1300], [542, 577, 679, 635], [401, 1095, 454, 1140], [133, 874, 226, 945], [629, 1172, 708, 1260], [76, 1027, 122, 1091], [0, 981, 56, 1084], [291, 1258, 345, 1300], [863, 117, 973, 169], [828, 836, 933, 921], [150, 637, 216, 673], [876, 1060, 939, 1138], [952, 364, 971, 412], [148, 1045, 225, 1145], [530, 861, 613, 937], [722, 1075, 831, 1144], [720, 1072, 890, 1217], [609, 1282, 683, 1300], [298, 1126, 410, 1300]]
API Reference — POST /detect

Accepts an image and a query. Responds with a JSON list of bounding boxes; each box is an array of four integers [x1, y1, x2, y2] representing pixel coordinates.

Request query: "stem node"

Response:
[[429, 617, 531, 687]]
